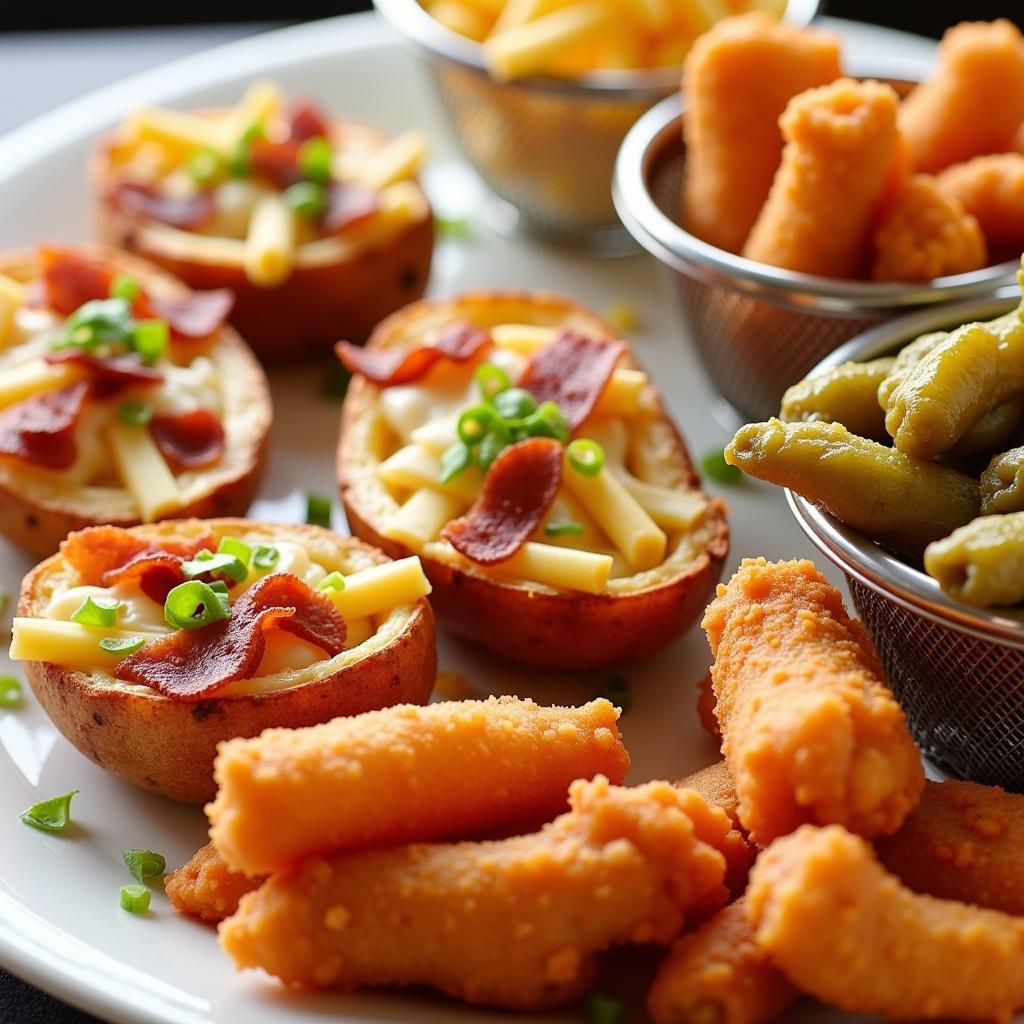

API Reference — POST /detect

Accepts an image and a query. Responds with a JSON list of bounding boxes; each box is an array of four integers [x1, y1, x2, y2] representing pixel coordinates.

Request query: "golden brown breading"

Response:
[[219, 777, 732, 1010], [165, 843, 263, 923], [695, 671, 722, 745]]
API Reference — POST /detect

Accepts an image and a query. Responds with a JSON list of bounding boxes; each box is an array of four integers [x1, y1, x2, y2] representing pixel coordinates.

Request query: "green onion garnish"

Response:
[[131, 319, 169, 366], [99, 636, 146, 656], [70, 595, 120, 628], [439, 442, 472, 484], [599, 675, 632, 714], [119, 885, 151, 914], [253, 545, 280, 570], [228, 122, 264, 178], [493, 387, 536, 422], [318, 571, 346, 593], [585, 993, 625, 1024], [186, 146, 224, 186], [298, 135, 333, 184], [457, 405, 498, 446], [475, 431, 508, 472], [20, 790, 77, 833], [475, 363, 511, 401], [523, 401, 570, 442], [701, 448, 742, 486], [567, 438, 605, 477], [285, 181, 327, 220], [164, 580, 232, 631], [544, 520, 584, 538], [53, 298, 134, 352], [123, 848, 166, 883], [323, 362, 352, 401], [217, 536, 252, 567], [306, 493, 332, 528], [118, 400, 153, 427], [0, 676, 22, 709], [110, 275, 139, 302], [182, 549, 248, 584], [435, 214, 471, 239], [206, 580, 231, 615]]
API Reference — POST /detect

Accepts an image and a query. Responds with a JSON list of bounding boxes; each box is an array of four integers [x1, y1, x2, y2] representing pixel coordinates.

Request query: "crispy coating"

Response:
[[871, 174, 987, 282], [899, 20, 1024, 173], [924, 511, 1024, 607], [743, 79, 900, 278], [647, 900, 799, 1024], [165, 842, 263, 923], [681, 12, 841, 254], [695, 671, 722, 745], [219, 777, 732, 1009], [702, 558, 924, 846], [747, 824, 1024, 1020], [209, 696, 630, 876], [937, 152, 1024, 246], [875, 779, 1024, 914]]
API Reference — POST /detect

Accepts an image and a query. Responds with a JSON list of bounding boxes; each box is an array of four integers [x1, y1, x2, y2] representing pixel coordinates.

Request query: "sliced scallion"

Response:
[[439, 442, 472, 484], [285, 181, 327, 220], [182, 549, 247, 584], [492, 387, 536, 422], [131, 319, 169, 366], [123, 848, 166, 883], [117, 400, 153, 427], [20, 790, 77, 833], [71, 595, 120, 629], [457, 405, 498, 446], [318, 571, 346, 593], [217, 536, 252, 567], [544, 520, 584, 538], [99, 636, 146, 656], [253, 545, 280, 570], [474, 363, 511, 401], [110, 274, 139, 302], [0, 676, 22, 709], [567, 438, 604, 477], [119, 885, 151, 914], [163, 580, 231, 631], [298, 135, 333, 184], [306, 493, 332, 528]]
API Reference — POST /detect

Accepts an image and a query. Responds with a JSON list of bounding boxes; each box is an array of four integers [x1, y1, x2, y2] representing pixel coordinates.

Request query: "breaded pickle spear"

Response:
[[726, 419, 980, 555], [924, 511, 1024, 606], [981, 445, 1024, 515], [780, 357, 895, 441]]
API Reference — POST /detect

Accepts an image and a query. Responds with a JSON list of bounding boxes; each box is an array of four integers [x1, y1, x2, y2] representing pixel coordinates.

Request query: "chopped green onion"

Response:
[[439, 442, 472, 484], [119, 885, 151, 914], [228, 123, 263, 178], [20, 790, 77, 833], [182, 549, 247, 584], [567, 438, 605, 477], [99, 636, 146, 656], [70, 595, 120, 628], [253, 545, 280, 570], [123, 848, 166, 883], [240, 122, 264, 144], [131, 319, 169, 366], [110, 275, 139, 302], [599, 675, 632, 714], [206, 580, 231, 615], [544, 520, 584, 538], [0, 676, 22, 709], [701, 448, 743, 486], [523, 400, 570, 443], [186, 146, 224, 186], [585, 993, 625, 1024], [323, 362, 352, 401], [117, 400, 153, 427], [298, 136, 333, 184], [318, 571, 346, 593], [306, 493, 333, 528], [457, 405, 498, 445], [163, 580, 232, 631], [475, 363, 511, 401], [493, 387, 536, 422], [217, 536, 252, 567], [475, 431, 507, 472], [285, 181, 327, 220], [435, 214, 471, 238], [54, 298, 134, 351]]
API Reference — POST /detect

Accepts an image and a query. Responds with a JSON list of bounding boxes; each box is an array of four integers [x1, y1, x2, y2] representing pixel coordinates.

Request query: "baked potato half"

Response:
[[338, 291, 729, 669], [91, 81, 434, 360], [11, 518, 436, 803], [0, 244, 270, 558]]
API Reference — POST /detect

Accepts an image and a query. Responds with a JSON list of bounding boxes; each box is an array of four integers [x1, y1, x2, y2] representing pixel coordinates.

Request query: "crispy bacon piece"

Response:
[[147, 289, 234, 340], [249, 138, 302, 191], [520, 330, 626, 430], [45, 350, 163, 397], [442, 438, 562, 566], [61, 525, 217, 586], [150, 410, 225, 473], [324, 182, 380, 234], [113, 573, 348, 700], [111, 182, 216, 230], [337, 321, 492, 387], [288, 99, 331, 143], [102, 551, 187, 605], [0, 381, 89, 470]]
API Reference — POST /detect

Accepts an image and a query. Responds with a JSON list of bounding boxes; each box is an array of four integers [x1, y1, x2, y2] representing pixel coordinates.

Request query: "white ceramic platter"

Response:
[[0, 13, 958, 1024]]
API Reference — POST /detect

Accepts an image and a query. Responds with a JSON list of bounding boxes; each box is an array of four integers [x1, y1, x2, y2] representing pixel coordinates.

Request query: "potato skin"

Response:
[[0, 247, 271, 559], [17, 519, 437, 803], [338, 292, 729, 670]]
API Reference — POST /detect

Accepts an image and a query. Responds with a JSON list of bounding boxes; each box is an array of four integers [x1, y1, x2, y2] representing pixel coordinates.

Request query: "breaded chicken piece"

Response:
[[219, 777, 732, 1010], [702, 558, 924, 845], [899, 19, 1024, 173], [647, 900, 799, 1024], [209, 696, 629, 875], [695, 671, 721, 745], [872, 174, 987, 282], [681, 12, 841, 253], [875, 779, 1024, 915], [165, 842, 263, 923], [937, 152, 1024, 247], [748, 824, 1024, 1020], [743, 79, 901, 278]]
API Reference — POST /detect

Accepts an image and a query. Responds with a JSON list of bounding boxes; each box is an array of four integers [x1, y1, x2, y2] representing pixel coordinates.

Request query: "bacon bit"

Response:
[[0, 382, 89, 470], [45, 350, 163, 397], [323, 182, 380, 234], [102, 551, 187, 605], [35, 246, 114, 316], [150, 410, 225, 473], [111, 182, 216, 230], [337, 321, 492, 387], [61, 525, 218, 586], [147, 289, 234, 340], [519, 330, 626, 429], [289, 99, 331, 143], [442, 438, 562, 565], [249, 138, 302, 190], [113, 573, 348, 700]]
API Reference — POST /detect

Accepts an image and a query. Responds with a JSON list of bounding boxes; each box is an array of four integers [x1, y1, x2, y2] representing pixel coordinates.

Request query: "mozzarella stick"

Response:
[[682, 12, 841, 253], [165, 842, 262, 923], [899, 19, 1024, 173], [937, 153, 1024, 247], [748, 824, 1024, 1021], [220, 777, 732, 1009], [702, 558, 924, 846], [647, 900, 799, 1024], [743, 79, 900, 278], [209, 696, 629, 875]]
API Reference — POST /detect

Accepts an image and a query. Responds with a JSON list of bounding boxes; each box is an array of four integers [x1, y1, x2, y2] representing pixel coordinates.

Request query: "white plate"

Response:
[[0, 13, 958, 1024]]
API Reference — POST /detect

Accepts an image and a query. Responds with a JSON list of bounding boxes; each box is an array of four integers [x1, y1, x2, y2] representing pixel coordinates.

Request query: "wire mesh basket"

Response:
[[787, 291, 1024, 792], [612, 70, 1021, 420]]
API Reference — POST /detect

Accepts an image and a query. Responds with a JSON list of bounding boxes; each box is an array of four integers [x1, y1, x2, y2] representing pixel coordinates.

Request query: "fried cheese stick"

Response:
[[937, 152, 1024, 247], [220, 777, 732, 1009], [209, 696, 629, 875], [165, 842, 262, 923], [702, 558, 924, 845], [748, 824, 1024, 1021]]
